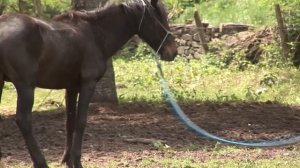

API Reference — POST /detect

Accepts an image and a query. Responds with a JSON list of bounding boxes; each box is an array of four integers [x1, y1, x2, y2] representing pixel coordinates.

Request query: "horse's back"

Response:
[[0, 14, 102, 89], [0, 14, 40, 43], [0, 14, 43, 85]]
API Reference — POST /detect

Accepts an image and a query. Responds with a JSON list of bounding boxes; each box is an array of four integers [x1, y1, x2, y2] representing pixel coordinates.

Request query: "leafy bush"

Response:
[[1, 0, 69, 17], [165, 0, 300, 27], [133, 43, 154, 60], [258, 42, 292, 68], [42, 0, 70, 18]]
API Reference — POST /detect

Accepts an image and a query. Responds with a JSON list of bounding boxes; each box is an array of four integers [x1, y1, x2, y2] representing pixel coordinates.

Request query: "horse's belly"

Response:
[[36, 69, 80, 89], [37, 79, 78, 90]]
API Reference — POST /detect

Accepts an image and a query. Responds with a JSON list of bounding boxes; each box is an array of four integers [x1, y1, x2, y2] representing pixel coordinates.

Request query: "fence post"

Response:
[[194, 10, 209, 53], [275, 4, 289, 59]]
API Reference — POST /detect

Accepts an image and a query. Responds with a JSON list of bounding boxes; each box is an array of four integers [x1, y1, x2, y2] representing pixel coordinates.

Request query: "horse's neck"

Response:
[[95, 6, 137, 59]]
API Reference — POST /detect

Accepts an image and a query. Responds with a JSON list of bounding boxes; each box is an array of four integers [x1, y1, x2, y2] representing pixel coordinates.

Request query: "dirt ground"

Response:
[[1, 101, 300, 167]]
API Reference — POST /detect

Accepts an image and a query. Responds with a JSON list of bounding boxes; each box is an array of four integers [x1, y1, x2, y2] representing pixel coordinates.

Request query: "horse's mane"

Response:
[[52, 0, 167, 23], [52, 0, 140, 22]]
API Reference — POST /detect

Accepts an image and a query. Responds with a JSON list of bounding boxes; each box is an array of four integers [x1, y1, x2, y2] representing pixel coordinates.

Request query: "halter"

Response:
[[138, 0, 172, 55]]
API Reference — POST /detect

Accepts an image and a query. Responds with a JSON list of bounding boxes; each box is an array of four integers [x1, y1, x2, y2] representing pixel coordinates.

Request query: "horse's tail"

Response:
[[0, 73, 3, 103]]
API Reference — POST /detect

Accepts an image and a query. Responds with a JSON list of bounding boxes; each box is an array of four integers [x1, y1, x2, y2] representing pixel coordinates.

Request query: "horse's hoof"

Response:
[[74, 160, 83, 168], [61, 154, 73, 168], [74, 164, 83, 168], [33, 163, 49, 168]]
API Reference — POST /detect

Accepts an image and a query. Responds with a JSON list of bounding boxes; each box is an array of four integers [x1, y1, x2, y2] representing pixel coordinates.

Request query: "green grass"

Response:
[[114, 57, 300, 105], [0, 84, 65, 113], [1, 56, 300, 112], [166, 0, 300, 26]]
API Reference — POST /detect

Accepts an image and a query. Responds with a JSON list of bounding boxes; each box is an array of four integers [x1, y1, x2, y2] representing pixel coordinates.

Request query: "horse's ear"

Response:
[[151, 0, 158, 7]]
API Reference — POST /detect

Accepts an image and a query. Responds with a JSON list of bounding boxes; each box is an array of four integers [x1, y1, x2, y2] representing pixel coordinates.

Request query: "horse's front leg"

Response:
[[15, 85, 48, 168], [62, 89, 78, 167], [71, 80, 97, 168]]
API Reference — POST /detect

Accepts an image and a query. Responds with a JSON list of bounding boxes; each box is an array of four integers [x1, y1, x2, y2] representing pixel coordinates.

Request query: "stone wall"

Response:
[[170, 23, 251, 59]]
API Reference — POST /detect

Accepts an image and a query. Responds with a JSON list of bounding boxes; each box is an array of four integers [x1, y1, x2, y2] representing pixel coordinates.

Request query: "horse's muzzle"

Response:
[[161, 43, 178, 61]]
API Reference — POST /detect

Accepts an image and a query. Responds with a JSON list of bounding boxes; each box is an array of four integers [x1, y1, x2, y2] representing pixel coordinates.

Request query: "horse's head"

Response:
[[136, 0, 177, 61]]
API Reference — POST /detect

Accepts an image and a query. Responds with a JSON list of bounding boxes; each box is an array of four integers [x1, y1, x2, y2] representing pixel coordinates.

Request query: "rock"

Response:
[[186, 41, 192, 46], [193, 34, 200, 42], [179, 39, 187, 46], [181, 34, 193, 41], [184, 49, 190, 56], [186, 54, 194, 59], [193, 53, 201, 59], [192, 41, 200, 48], [178, 46, 186, 55], [169, 23, 264, 61], [195, 48, 204, 54], [184, 46, 190, 50], [218, 23, 253, 37]]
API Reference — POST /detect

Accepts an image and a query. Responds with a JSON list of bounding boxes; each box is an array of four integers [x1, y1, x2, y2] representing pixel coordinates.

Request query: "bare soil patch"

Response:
[[1, 101, 300, 167]]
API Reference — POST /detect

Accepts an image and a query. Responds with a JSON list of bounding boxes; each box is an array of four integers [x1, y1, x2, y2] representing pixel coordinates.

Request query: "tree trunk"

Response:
[[71, 0, 118, 103], [92, 58, 118, 103], [33, 0, 42, 17], [72, 0, 109, 10], [18, 0, 27, 13], [0, 1, 6, 15], [72, 0, 85, 10]]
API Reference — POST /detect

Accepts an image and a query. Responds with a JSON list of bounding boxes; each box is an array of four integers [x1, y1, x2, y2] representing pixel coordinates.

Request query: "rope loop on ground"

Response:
[[154, 56, 300, 147]]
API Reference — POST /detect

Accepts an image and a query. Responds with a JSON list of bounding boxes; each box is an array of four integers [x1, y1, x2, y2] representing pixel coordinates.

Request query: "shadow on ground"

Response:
[[1, 101, 300, 165]]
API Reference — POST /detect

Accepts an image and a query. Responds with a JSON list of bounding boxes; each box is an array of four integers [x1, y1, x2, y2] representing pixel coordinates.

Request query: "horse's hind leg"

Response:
[[0, 73, 4, 103], [62, 89, 78, 167], [0, 74, 2, 161], [15, 85, 48, 168], [71, 81, 97, 168]]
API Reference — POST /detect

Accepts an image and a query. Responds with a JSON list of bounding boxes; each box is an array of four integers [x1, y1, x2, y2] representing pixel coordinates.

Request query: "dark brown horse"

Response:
[[0, 0, 177, 167]]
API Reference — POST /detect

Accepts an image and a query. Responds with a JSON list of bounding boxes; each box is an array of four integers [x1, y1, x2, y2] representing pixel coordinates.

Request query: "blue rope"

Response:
[[154, 57, 300, 147]]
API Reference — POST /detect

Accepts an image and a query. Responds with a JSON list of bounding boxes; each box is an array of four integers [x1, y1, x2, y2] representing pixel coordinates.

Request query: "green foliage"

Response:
[[196, 0, 275, 25], [165, 0, 196, 23], [257, 43, 292, 68], [0, 0, 69, 17], [1, 0, 18, 13], [166, 0, 300, 27], [204, 39, 291, 70], [279, 1, 300, 41], [0, 83, 65, 112], [180, 0, 196, 8], [108, 30, 300, 104], [132, 43, 154, 60], [113, 48, 300, 104], [42, 0, 70, 17]]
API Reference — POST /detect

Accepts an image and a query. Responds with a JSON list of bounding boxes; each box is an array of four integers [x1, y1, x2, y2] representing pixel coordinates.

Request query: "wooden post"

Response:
[[293, 33, 300, 66], [275, 4, 289, 59], [194, 10, 209, 53]]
